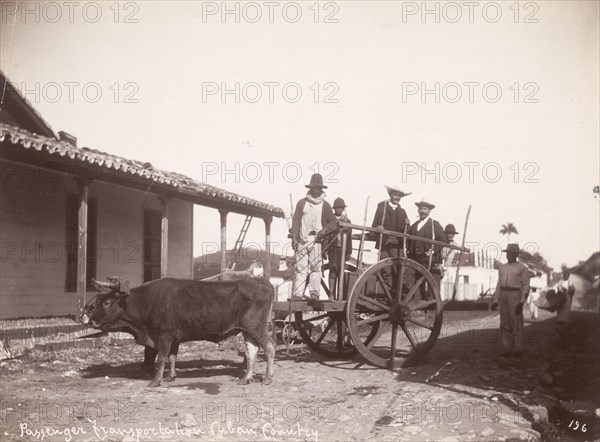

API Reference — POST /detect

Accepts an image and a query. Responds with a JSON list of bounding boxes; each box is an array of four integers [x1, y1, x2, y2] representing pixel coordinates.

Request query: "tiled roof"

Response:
[[0, 123, 283, 218]]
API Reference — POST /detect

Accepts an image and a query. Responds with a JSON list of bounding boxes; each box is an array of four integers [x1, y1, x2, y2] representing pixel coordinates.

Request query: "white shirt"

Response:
[[300, 201, 323, 242], [416, 216, 430, 231]]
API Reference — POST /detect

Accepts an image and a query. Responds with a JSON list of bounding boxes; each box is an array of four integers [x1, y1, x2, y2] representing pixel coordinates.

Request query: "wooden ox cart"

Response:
[[272, 222, 469, 369]]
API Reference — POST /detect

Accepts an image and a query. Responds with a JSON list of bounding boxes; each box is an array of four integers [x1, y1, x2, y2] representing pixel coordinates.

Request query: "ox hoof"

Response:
[[237, 378, 251, 385], [147, 380, 161, 388], [165, 376, 177, 383], [262, 378, 272, 386]]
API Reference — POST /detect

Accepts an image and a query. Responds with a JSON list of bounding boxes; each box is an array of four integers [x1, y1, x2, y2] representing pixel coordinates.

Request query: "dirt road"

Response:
[[1, 310, 598, 442]]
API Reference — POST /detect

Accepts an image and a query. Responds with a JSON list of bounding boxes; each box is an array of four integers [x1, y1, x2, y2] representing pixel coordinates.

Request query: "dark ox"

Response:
[[80, 277, 275, 387]]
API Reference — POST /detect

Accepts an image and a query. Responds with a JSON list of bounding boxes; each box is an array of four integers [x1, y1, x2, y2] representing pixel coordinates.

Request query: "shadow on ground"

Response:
[[81, 357, 243, 382], [393, 310, 600, 441]]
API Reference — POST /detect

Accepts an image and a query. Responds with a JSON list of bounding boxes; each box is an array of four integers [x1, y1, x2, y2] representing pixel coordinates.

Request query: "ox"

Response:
[[80, 277, 275, 387]]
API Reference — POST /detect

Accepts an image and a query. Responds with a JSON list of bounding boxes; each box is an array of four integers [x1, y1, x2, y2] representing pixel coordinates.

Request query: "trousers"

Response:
[[556, 289, 573, 323], [498, 289, 524, 352], [292, 241, 322, 297]]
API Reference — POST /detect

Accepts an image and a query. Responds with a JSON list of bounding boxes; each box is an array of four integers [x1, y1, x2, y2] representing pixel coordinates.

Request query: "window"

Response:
[[143, 208, 162, 282], [65, 193, 97, 291]]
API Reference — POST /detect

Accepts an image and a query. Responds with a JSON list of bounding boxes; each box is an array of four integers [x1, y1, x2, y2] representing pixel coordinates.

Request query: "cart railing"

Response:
[[338, 222, 470, 252], [334, 221, 469, 300]]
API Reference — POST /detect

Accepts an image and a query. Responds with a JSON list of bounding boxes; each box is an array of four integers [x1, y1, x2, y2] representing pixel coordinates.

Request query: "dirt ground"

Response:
[[1, 310, 598, 442]]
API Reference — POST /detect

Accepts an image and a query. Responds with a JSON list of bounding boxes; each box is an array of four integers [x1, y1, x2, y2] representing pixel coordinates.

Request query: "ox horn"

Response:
[[92, 278, 112, 288], [92, 278, 119, 289]]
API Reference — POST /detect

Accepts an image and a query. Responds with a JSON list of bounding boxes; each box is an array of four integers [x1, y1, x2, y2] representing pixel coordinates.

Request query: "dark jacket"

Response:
[[324, 214, 352, 258], [370, 201, 409, 249], [407, 218, 447, 266], [290, 198, 337, 245]]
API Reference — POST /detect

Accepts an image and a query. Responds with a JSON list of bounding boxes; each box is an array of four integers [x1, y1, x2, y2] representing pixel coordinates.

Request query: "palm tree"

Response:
[[499, 223, 519, 243]]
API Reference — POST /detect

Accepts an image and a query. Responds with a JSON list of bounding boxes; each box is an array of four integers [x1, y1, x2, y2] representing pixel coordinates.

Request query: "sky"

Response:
[[1, 0, 598, 270]]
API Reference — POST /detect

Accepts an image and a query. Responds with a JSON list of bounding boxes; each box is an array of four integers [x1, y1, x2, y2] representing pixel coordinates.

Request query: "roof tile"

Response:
[[1, 124, 283, 217]]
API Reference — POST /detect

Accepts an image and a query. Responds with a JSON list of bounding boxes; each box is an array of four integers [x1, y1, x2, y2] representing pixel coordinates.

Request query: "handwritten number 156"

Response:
[[568, 420, 587, 432]]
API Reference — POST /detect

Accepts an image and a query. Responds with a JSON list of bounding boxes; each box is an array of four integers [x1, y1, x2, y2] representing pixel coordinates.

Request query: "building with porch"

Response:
[[0, 72, 283, 319]]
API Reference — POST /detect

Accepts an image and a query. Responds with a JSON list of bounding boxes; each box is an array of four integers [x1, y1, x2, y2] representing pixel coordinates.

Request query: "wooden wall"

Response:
[[0, 160, 193, 319]]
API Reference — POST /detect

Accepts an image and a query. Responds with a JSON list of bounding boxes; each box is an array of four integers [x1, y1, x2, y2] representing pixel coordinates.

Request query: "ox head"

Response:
[[80, 277, 130, 329]]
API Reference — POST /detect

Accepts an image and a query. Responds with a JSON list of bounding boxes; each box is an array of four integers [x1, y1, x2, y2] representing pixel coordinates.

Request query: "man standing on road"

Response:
[[527, 271, 544, 321], [290, 173, 336, 306], [491, 244, 531, 358], [554, 269, 576, 324]]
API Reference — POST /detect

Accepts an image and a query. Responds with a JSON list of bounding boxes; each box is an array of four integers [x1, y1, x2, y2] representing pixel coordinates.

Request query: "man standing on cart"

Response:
[[290, 173, 337, 306], [370, 185, 411, 259], [407, 198, 447, 300], [324, 197, 352, 297], [441, 224, 460, 278]]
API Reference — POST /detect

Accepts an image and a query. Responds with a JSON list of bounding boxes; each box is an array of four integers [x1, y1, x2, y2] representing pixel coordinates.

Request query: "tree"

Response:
[[520, 250, 552, 275], [499, 223, 519, 243]]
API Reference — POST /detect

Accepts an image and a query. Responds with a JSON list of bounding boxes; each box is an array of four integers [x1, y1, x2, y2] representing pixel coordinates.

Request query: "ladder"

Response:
[[226, 215, 253, 271]]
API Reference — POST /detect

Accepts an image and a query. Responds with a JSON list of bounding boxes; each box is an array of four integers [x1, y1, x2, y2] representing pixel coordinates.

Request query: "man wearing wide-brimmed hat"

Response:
[[324, 197, 352, 296], [491, 243, 531, 358], [407, 199, 446, 267], [290, 173, 337, 305], [370, 184, 411, 260], [406, 198, 447, 300]]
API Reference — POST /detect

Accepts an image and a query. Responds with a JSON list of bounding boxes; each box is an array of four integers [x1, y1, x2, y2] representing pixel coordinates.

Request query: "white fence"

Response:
[[440, 281, 481, 301]]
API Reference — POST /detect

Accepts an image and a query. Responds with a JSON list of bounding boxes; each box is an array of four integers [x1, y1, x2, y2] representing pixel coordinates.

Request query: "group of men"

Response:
[[288, 173, 576, 358], [289, 174, 461, 306]]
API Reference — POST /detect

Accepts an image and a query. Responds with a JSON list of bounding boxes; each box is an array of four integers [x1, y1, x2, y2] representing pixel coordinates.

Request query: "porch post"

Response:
[[219, 210, 228, 272], [76, 180, 89, 313], [264, 216, 272, 281], [160, 197, 169, 278]]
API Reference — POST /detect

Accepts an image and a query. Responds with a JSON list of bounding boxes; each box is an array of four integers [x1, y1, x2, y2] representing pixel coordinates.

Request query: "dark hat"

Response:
[[444, 224, 458, 235], [502, 243, 520, 253], [333, 197, 346, 208], [415, 198, 435, 209], [305, 173, 327, 189]]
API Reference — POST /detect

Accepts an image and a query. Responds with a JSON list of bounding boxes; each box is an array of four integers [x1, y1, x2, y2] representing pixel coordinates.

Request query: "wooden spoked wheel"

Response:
[[294, 310, 379, 358], [294, 261, 378, 358], [346, 258, 443, 369], [281, 322, 299, 346]]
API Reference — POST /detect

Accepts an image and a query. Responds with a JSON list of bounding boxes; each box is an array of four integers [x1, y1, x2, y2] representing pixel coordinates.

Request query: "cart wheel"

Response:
[[346, 257, 443, 369], [282, 322, 299, 346], [294, 310, 379, 358]]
